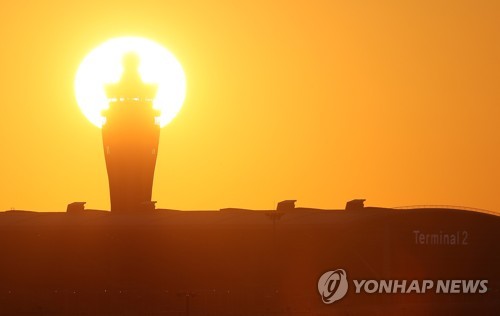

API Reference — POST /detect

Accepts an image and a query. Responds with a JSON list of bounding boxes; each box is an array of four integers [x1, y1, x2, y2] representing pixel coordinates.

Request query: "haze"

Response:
[[0, 0, 499, 212]]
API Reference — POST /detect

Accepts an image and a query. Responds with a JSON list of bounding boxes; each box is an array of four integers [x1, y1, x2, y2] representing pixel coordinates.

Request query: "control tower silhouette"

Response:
[[102, 53, 160, 212]]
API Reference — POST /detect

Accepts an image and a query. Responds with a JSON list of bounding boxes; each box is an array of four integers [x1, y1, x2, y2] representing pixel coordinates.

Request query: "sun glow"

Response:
[[74, 37, 186, 128]]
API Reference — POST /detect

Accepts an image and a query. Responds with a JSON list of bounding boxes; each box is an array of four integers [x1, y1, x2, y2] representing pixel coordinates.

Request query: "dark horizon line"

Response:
[[2, 203, 499, 217]]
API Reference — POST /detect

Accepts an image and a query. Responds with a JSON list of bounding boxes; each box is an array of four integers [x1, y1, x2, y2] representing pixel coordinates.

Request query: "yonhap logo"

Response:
[[317, 269, 349, 304], [318, 268, 489, 304]]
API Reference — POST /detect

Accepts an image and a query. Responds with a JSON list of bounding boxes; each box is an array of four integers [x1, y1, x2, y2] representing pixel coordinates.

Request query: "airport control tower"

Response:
[[102, 53, 160, 212]]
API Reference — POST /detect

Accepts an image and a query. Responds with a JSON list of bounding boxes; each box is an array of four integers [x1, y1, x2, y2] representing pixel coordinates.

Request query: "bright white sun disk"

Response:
[[74, 37, 186, 128]]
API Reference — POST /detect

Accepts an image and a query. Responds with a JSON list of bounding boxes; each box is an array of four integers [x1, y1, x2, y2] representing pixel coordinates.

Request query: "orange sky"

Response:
[[1, 0, 499, 212]]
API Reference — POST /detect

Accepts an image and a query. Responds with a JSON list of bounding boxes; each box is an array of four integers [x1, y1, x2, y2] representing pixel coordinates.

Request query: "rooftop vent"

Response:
[[345, 199, 366, 211], [66, 202, 86, 213], [276, 200, 296, 211]]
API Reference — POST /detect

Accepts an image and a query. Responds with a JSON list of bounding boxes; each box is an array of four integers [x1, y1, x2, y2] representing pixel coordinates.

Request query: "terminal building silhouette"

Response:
[[101, 53, 160, 212]]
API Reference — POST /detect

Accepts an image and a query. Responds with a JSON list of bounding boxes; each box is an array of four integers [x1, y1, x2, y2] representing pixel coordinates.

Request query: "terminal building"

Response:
[[0, 201, 498, 315]]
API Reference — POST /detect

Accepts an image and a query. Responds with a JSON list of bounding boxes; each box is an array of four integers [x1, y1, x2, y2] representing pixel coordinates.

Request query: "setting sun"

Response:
[[74, 37, 186, 128]]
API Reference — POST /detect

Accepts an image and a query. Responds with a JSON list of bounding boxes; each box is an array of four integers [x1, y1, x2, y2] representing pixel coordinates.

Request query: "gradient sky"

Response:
[[1, 0, 499, 212]]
